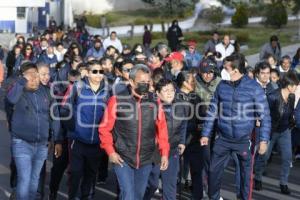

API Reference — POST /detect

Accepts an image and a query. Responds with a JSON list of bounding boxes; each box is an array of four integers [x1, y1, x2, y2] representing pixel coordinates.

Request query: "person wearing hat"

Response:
[[164, 52, 185, 81], [185, 40, 202, 69], [194, 58, 221, 196]]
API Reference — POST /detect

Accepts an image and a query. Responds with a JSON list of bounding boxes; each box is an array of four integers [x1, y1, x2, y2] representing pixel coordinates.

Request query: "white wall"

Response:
[[0, 0, 45, 7], [15, 8, 28, 33], [0, 7, 16, 20]]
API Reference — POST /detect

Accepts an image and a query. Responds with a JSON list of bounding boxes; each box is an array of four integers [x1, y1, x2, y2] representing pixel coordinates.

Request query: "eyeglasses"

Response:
[[91, 70, 104, 74], [122, 68, 132, 73], [26, 48, 32, 50]]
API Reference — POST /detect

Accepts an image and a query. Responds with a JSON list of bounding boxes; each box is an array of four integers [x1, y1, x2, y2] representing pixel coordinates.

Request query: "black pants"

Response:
[[49, 140, 69, 194], [68, 139, 101, 200], [187, 144, 204, 200], [97, 149, 108, 182]]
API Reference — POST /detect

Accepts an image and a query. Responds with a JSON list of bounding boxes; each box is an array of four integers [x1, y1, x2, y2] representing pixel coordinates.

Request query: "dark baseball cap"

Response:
[[199, 59, 216, 73]]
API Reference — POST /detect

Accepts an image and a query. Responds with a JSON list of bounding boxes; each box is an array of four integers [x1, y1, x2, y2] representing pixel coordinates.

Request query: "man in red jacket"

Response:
[[99, 64, 169, 200]]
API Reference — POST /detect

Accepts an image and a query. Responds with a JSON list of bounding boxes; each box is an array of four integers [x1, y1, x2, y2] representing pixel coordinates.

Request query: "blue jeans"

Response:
[[114, 162, 152, 200], [255, 129, 292, 185], [11, 138, 48, 200], [144, 152, 179, 200]]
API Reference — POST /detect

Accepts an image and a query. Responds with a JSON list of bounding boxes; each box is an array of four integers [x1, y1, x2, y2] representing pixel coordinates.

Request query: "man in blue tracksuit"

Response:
[[200, 54, 271, 200], [61, 60, 111, 200]]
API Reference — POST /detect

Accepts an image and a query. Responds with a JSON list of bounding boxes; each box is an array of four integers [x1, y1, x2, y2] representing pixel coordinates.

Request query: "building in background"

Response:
[[0, 0, 69, 33]]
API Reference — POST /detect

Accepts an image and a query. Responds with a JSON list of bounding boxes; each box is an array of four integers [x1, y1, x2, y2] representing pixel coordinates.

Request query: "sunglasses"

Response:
[[91, 69, 104, 74]]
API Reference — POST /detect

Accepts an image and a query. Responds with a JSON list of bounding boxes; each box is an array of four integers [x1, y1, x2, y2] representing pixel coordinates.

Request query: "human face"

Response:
[[122, 63, 134, 80], [102, 59, 113, 73], [223, 35, 230, 46], [88, 64, 104, 84], [189, 45, 195, 54], [24, 69, 40, 90], [185, 74, 196, 92], [213, 33, 219, 42], [157, 83, 175, 104], [149, 54, 160, 64], [131, 71, 151, 94], [257, 68, 270, 85], [271, 41, 278, 49], [25, 46, 32, 55], [288, 84, 297, 94], [38, 66, 50, 86], [270, 72, 279, 83], [56, 45, 65, 53], [201, 70, 214, 83], [159, 48, 168, 58], [268, 57, 276, 68], [282, 59, 291, 71], [15, 47, 21, 56], [110, 33, 117, 41]]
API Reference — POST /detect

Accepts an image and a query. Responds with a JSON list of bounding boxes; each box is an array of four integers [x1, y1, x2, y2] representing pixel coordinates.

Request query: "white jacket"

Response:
[[103, 37, 123, 53], [215, 42, 235, 60]]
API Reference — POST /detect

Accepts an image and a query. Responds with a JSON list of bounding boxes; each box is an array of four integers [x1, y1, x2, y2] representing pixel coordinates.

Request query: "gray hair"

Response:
[[129, 64, 150, 80]]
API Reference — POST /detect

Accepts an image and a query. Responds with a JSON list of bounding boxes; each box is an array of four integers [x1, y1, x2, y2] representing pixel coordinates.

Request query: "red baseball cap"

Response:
[[165, 52, 184, 62], [187, 40, 197, 47]]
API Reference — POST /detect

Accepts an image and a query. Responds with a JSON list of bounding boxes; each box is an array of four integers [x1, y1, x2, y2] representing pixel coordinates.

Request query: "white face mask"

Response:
[[221, 68, 231, 81], [48, 54, 54, 59]]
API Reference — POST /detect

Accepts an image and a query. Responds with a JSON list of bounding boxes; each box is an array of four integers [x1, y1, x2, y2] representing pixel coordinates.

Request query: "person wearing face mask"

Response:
[[144, 79, 187, 200], [60, 60, 111, 200], [99, 64, 170, 200], [254, 71, 299, 195], [38, 46, 58, 68], [85, 39, 105, 60], [54, 43, 67, 62], [200, 54, 271, 200], [6, 62, 61, 200]]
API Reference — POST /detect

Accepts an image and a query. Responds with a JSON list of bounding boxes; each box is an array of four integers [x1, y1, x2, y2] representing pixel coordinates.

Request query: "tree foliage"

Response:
[[264, 1, 287, 28], [231, 4, 249, 28]]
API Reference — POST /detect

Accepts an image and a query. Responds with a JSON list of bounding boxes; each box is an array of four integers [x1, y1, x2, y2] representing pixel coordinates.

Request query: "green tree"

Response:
[[204, 6, 225, 25], [264, 1, 287, 28], [231, 4, 249, 28]]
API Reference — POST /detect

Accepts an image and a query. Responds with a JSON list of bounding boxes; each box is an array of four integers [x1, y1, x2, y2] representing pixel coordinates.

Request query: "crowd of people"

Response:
[[0, 20, 300, 200]]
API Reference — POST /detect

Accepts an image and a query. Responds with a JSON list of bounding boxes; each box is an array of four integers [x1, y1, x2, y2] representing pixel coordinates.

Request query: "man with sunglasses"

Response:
[[60, 60, 111, 200], [113, 58, 134, 95]]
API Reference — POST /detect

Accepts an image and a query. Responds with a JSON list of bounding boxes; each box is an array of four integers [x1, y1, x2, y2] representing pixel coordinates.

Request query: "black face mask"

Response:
[[135, 83, 149, 95], [95, 47, 101, 51]]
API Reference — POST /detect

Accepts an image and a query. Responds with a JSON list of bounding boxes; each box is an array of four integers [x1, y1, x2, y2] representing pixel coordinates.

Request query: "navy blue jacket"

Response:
[[61, 77, 111, 144], [202, 75, 271, 142], [294, 100, 300, 129], [6, 78, 61, 143]]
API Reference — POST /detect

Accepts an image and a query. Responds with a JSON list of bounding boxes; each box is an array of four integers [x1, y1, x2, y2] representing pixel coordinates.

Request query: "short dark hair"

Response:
[[254, 61, 271, 75], [68, 69, 80, 77], [99, 56, 112, 65], [87, 60, 100, 70], [176, 71, 192, 89], [226, 53, 246, 74], [20, 62, 37, 74], [270, 68, 280, 77], [155, 78, 174, 92], [270, 35, 279, 42], [280, 71, 299, 88]]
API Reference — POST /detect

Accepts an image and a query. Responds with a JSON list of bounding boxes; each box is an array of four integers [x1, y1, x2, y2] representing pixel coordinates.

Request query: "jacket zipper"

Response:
[[34, 93, 40, 142], [91, 93, 97, 143], [232, 85, 236, 138], [136, 99, 142, 169]]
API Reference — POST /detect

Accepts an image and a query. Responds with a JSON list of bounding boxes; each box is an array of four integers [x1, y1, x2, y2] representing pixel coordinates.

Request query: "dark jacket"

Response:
[[202, 75, 271, 142], [99, 90, 170, 169], [162, 98, 188, 155], [166, 25, 183, 51], [267, 89, 295, 132], [6, 78, 61, 143], [177, 91, 204, 145], [61, 77, 111, 144]]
